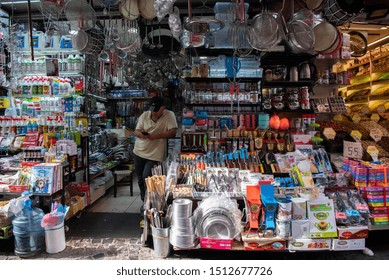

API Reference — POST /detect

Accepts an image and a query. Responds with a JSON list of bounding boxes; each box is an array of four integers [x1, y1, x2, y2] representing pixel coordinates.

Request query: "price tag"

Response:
[[377, 105, 386, 114], [323, 127, 336, 140], [370, 128, 383, 142], [371, 113, 380, 122], [352, 113, 361, 123], [343, 140, 363, 159], [367, 146, 379, 162], [333, 114, 343, 121], [350, 130, 362, 142]]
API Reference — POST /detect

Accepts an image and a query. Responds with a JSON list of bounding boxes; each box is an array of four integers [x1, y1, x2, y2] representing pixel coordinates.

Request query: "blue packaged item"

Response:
[[182, 118, 194, 126], [195, 111, 208, 118]]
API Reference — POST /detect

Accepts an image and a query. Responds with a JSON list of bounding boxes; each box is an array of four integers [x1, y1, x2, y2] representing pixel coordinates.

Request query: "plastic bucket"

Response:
[[151, 226, 170, 258], [44, 221, 66, 254]]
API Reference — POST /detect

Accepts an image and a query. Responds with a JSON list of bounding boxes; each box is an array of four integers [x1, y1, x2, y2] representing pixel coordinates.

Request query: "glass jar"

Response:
[[200, 59, 209, 78], [191, 60, 200, 77]]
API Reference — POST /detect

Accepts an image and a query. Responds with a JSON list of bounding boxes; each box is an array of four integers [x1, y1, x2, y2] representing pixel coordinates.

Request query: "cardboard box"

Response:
[[200, 238, 233, 250], [244, 240, 287, 251], [288, 238, 331, 251], [0, 225, 13, 239], [241, 232, 286, 251], [332, 239, 365, 251], [291, 219, 310, 239], [337, 225, 368, 240], [307, 199, 337, 238]]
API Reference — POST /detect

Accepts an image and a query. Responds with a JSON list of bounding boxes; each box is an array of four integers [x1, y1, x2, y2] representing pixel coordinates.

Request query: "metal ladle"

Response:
[[149, 26, 156, 49], [142, 24, 150, 47], [157, 25, 163, 49]]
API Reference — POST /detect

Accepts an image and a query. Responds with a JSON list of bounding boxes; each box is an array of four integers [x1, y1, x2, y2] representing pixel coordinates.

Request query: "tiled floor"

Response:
[[88, 175, 142, 214]]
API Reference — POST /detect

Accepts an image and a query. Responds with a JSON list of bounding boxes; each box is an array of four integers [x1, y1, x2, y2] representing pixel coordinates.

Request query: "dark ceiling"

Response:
[[1, 0, 389, 43]]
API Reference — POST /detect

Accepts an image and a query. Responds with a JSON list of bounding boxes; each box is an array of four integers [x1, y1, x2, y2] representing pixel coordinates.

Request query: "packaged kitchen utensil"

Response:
[[193, 195, 242, 240], [307, 198, 338, 238]]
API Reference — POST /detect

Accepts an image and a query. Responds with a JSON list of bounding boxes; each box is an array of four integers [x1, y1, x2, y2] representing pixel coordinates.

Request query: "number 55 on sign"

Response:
[[343, 141, 363, 160]]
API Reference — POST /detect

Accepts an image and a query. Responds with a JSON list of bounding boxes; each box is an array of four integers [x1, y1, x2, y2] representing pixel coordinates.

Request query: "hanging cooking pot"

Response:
[[313, 21, 339, 53], [119, 0, 139, 21], [349, 31, 368, 57], [299, 62, 317, 81], [323, 0, 364, 26], [138, 0, 156, 20], [297, 0, 326, 13]]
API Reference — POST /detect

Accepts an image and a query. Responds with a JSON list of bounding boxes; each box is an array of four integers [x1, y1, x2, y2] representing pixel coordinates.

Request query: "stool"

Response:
[[113, 170, 133, 197]]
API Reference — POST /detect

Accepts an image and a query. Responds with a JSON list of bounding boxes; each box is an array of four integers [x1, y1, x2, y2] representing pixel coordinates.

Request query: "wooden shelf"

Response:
[[184, 77, 261, 83], [108, 96, 151, 100], [261, 80, 315, 88], [186, 102, 260, 107]]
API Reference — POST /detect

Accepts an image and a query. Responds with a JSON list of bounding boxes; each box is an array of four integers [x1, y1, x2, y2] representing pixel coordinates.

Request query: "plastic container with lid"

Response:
[[12, 196, 45, 258], [200, 59, 209, 78]]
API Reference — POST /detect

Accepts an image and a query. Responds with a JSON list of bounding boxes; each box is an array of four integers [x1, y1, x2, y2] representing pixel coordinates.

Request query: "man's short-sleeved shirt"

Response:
[[133, 110, 177, 162]]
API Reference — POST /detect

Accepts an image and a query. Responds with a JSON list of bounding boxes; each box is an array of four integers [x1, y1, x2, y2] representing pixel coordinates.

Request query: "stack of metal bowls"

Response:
[[169, 199, 197, 248]]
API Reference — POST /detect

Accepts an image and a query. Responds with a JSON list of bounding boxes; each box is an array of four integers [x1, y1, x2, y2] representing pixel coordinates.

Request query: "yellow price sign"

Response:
[[371, 113, 380, 122], [333, 114, 343, 121], [350, 130, 362, 142], [370, 128, 383, 142], [323, 127, 336, 140], [367, 146, 379, 162], [352, 113, 361, 123]]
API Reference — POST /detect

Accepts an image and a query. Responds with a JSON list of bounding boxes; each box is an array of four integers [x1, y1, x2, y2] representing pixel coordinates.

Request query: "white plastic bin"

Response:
[[44, 221, 66, 254]]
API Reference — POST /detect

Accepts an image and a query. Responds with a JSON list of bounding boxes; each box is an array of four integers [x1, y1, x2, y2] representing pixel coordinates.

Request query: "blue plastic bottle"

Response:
[[12, 198, 45, 257]]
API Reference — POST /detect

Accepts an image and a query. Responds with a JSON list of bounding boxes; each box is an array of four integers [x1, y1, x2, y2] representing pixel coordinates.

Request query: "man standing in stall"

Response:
[[133, 96, 178, 218]]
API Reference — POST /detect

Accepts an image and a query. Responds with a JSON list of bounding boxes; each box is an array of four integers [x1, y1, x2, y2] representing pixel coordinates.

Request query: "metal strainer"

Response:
[[64, 0, 96, 30], [249, 6, 280, 50]]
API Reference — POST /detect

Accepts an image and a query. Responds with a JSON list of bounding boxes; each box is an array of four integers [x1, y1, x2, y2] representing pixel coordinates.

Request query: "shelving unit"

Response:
[[337, 46, 389, 112]]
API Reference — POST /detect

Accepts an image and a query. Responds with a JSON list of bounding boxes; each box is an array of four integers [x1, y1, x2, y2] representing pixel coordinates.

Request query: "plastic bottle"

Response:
[[52, 78, 59, 95], [64, 78, 71, 95], [32, 120, 38, 132], [12, 195, 45, 257], [43, 78, 51, 95], [67, 55, 74, 72], [37, 77, 43, 95], [59, 79, 65, 95], [74, 54, 81, 72]]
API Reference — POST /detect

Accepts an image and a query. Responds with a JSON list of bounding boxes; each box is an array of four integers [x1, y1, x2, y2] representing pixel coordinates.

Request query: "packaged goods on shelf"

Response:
[[288, 238, 332, 251], [29, 163, 62, 194]]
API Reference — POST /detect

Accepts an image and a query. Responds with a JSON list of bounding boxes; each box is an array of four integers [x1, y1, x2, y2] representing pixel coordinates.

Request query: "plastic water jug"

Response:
[[12, 199, 45, 258], [17, 33, 29, 50], [31, 31, 45, 49]]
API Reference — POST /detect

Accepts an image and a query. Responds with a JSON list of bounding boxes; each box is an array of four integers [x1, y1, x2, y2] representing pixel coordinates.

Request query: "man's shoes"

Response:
[[140, 219, 145, 228]]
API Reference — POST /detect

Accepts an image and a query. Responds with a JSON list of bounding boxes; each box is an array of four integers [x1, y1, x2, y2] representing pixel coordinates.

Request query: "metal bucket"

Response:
[[151, 226, 171, 258]]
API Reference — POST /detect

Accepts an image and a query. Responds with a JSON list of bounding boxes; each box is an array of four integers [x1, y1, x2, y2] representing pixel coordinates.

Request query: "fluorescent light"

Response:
[[368, 35, 389, 47], [381, 26, 388, 30]]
